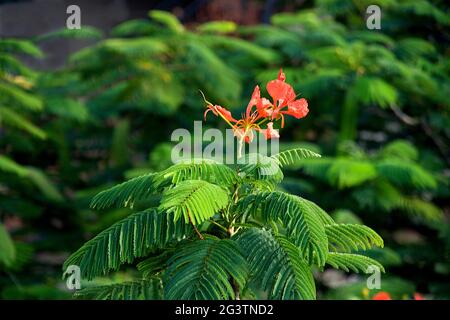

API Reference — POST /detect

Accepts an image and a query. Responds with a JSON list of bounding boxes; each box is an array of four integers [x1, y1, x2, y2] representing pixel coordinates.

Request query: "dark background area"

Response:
[[0, 0, 303, 68]]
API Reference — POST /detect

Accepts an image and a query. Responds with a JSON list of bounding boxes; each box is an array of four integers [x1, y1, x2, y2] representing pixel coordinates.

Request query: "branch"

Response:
[[209, 219, 228, 232], [187, 209, 204, 240], [389, 104, 419, 126], [421, 119, 450, 166], [389, 104, 450, 165]]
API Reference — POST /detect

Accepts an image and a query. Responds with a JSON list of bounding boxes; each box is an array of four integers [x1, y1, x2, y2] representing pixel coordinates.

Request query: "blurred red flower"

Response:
[[372, 292, 392, 300], [414, 293, 425, 300]]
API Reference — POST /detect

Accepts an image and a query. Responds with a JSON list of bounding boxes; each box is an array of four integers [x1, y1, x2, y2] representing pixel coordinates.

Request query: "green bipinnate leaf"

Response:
[[0, 224, 16, 267], [164, 238, 247, 300]]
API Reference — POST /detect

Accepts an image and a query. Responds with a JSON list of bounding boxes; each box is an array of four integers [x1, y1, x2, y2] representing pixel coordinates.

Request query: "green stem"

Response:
[[209, 219, 228, 232]]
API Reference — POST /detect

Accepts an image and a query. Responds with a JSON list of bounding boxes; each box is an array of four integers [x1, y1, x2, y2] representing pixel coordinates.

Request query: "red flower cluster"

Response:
[[372, 291, 425, 300], [203, 69, 309, 145]]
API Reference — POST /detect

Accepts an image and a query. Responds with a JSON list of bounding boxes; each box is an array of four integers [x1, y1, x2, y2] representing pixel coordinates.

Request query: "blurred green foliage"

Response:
[[0, 0, 448, 299]]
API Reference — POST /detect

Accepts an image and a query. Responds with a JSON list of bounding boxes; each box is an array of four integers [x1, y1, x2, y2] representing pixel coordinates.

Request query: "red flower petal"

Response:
[[278, 68, 286, 81], [219, 107, 237, 122], [256, 97, 272, 118], [267, 80, 294, 107], [246, 85, 261, 117], [280, 85, 296, 107], [284, 98, 309, 119], [205, 104, 237, 122], [262, 122, 280, 140]]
